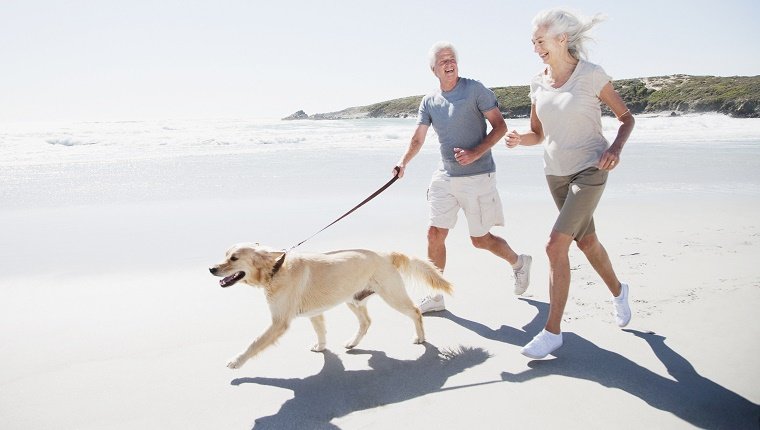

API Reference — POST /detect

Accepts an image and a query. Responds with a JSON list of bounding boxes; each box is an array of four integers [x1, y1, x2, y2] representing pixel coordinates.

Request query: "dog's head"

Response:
[[208, 243, 284, 288]]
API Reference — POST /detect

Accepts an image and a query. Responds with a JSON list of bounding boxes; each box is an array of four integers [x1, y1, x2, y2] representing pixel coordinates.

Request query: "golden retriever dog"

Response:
[[209, 243, 452, 369]]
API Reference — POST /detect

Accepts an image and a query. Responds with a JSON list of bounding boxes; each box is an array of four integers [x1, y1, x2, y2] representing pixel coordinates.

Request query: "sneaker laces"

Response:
[[613, 284, 631, 326], [514, 265, 529, 291], [614, 298, 626, 314], [420, 295, 436, 306], [614, 296, 630, 320], [614, 285, 628, 312], [529, 331, 552, 348], [514, 267, 528, 284]]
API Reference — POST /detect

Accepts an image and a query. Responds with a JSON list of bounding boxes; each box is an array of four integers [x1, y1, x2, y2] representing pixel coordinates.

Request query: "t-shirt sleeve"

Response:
[[416, 97, 431, 126], [592, 64, 612, 97], [476, 82, 499, 113], [529, 79, 539, 103]]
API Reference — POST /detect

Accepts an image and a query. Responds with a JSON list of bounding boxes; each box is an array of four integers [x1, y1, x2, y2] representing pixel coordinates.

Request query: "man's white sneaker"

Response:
[[418, 294, 445, 314], [513, 254, 532, 295], [613, 283, 632, 327], [521, 329, 563, 359]]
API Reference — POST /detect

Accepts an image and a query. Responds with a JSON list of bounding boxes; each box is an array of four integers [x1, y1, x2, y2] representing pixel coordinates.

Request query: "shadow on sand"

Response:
[[431, 298, 760, 429], [232, 342, 491, 429]]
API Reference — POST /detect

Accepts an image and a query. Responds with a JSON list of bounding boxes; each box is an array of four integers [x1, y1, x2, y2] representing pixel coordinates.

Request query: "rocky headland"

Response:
[[284, 74, 760, 120]]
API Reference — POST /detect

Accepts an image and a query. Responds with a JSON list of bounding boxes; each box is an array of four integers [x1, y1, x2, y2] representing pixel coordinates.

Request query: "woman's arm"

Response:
[[597, 82, 635, 170], [505, 103, 544, 148]]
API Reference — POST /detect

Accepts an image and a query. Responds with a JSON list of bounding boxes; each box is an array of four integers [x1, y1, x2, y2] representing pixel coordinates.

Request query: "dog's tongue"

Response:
[[220, 272, 245, 288]]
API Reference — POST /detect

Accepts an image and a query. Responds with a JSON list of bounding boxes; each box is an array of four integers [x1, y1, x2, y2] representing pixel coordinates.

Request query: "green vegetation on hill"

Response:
[[641, 75, 760, 117], [283, 75, 760, 120], [491, 86, 531, 117]]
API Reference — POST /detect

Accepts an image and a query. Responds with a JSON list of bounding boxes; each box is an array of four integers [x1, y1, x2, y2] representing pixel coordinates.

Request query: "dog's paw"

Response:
[[227, 356, 244, 369], [310, 343, 326, 352], [413, 336, 425, 344], [344, 340, 358, 349]]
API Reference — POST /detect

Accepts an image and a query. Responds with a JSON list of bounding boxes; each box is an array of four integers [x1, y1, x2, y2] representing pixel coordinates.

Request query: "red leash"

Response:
[[270, 167, 401, 276]]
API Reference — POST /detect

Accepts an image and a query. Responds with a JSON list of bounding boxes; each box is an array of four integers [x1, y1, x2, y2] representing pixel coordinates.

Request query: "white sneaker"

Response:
[[613, 283, 632, 327], [513, 254, 532, 295], [418, 294, 445, 313], [521, 329, 563, 359]]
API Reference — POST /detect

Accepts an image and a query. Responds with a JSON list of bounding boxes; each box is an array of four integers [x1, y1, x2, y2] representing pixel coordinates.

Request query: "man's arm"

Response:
[[454, 107, 506, 166], [395, 124, 429, 178]]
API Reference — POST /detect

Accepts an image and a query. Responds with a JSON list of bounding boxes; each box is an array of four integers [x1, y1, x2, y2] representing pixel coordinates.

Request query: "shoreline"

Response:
[[282, 109, 749, 121]]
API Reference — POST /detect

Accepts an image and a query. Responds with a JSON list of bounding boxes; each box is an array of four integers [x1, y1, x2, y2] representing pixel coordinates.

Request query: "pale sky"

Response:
[[1, 0, 758, 122]]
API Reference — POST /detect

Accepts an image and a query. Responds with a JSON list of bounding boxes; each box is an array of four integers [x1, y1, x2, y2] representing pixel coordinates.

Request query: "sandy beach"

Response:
[[1, 116, 758, 429]]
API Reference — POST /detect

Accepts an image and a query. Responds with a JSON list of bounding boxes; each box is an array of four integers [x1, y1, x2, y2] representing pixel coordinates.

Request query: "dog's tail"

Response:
[[390, 252, 453, 295]]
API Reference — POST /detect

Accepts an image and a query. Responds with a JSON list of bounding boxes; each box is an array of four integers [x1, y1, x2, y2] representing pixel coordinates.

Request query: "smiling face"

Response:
[[432, 48, 459, 89], [532, 25, 565, 65]]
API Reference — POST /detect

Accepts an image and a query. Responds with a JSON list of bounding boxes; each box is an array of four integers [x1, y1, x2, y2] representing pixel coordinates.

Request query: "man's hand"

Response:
[[453, 147, 479, 165]]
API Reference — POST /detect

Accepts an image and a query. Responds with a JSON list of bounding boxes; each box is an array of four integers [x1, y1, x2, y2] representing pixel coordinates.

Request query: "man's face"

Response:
[[432, 48, 458, 81]]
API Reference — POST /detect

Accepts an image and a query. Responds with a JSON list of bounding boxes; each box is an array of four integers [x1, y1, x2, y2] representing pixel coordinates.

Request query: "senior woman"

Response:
[[506, 8, 635, 359]]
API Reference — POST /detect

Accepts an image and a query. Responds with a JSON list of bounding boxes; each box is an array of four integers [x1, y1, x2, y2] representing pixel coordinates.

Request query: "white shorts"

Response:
[[427, 170, 505, 237]]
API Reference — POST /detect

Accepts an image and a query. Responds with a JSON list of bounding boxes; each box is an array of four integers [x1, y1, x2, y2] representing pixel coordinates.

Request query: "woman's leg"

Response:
[[576, 233, 622, 297], [545, 230, 575, 334]]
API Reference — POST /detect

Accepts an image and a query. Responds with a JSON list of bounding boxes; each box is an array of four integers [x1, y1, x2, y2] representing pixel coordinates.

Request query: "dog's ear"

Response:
[[249, 248, 284, 266], [261, 250, 285, 268], [249, 250, 286, 284]]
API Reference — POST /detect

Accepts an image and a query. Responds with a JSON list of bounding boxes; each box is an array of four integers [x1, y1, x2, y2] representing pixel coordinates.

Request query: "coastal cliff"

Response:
[[284, 74, 760, 120]]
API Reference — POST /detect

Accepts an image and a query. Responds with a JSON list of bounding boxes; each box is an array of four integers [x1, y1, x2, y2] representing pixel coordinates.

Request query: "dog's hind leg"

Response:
[[309, 314, 327, 352], [375, 275, 425, 344], [227, 319, 289, 369], [344, 301, 371, 349]]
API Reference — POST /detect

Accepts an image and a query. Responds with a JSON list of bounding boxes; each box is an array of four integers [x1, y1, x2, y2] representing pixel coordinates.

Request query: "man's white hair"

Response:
[[428, 41, 458, 69]]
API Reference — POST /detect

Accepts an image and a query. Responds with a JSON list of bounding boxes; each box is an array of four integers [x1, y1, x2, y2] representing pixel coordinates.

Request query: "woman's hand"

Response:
[[598, 145, 622, 170], [505, 130, 522, 148]]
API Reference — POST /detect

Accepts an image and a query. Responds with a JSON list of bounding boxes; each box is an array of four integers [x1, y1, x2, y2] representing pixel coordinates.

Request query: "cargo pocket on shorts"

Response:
[[478, 190, 504, 227]]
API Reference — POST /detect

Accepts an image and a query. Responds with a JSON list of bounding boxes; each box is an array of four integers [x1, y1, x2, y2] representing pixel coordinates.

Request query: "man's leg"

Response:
[[427, 226, 449, 271], [417, 226, 449, 314], [470, 232, 518, 265], [471, 232, 532, 295]]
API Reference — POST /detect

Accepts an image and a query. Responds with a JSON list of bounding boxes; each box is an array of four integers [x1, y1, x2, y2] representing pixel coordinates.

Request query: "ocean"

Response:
[[2, 114, 759, 212]]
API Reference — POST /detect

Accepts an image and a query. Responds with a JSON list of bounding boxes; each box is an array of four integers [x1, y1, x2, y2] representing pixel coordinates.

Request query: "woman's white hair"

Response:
[[532, 8, 605, 60], [428, 41, 458, 69]]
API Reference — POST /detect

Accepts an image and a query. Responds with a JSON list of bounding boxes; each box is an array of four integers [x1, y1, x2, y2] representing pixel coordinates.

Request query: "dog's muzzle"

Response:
[[209, 267, 246, 288]]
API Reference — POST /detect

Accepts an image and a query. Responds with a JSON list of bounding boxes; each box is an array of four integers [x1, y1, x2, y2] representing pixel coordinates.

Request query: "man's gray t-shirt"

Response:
[[416, 77, 499, 177]]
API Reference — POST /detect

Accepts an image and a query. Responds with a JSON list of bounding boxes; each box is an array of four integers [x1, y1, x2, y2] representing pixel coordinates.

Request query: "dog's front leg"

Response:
[[227, 319, 290, 369], [309, 314, 327, 352], [344, 302, 371, 349]]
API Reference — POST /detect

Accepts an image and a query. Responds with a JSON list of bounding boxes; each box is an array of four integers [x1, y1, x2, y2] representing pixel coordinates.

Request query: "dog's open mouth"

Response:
[[220, 271, 245, 288]]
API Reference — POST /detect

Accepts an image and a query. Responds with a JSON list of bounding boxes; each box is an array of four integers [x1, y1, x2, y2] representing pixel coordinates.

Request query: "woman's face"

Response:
[[532, 26, 564, 64]]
